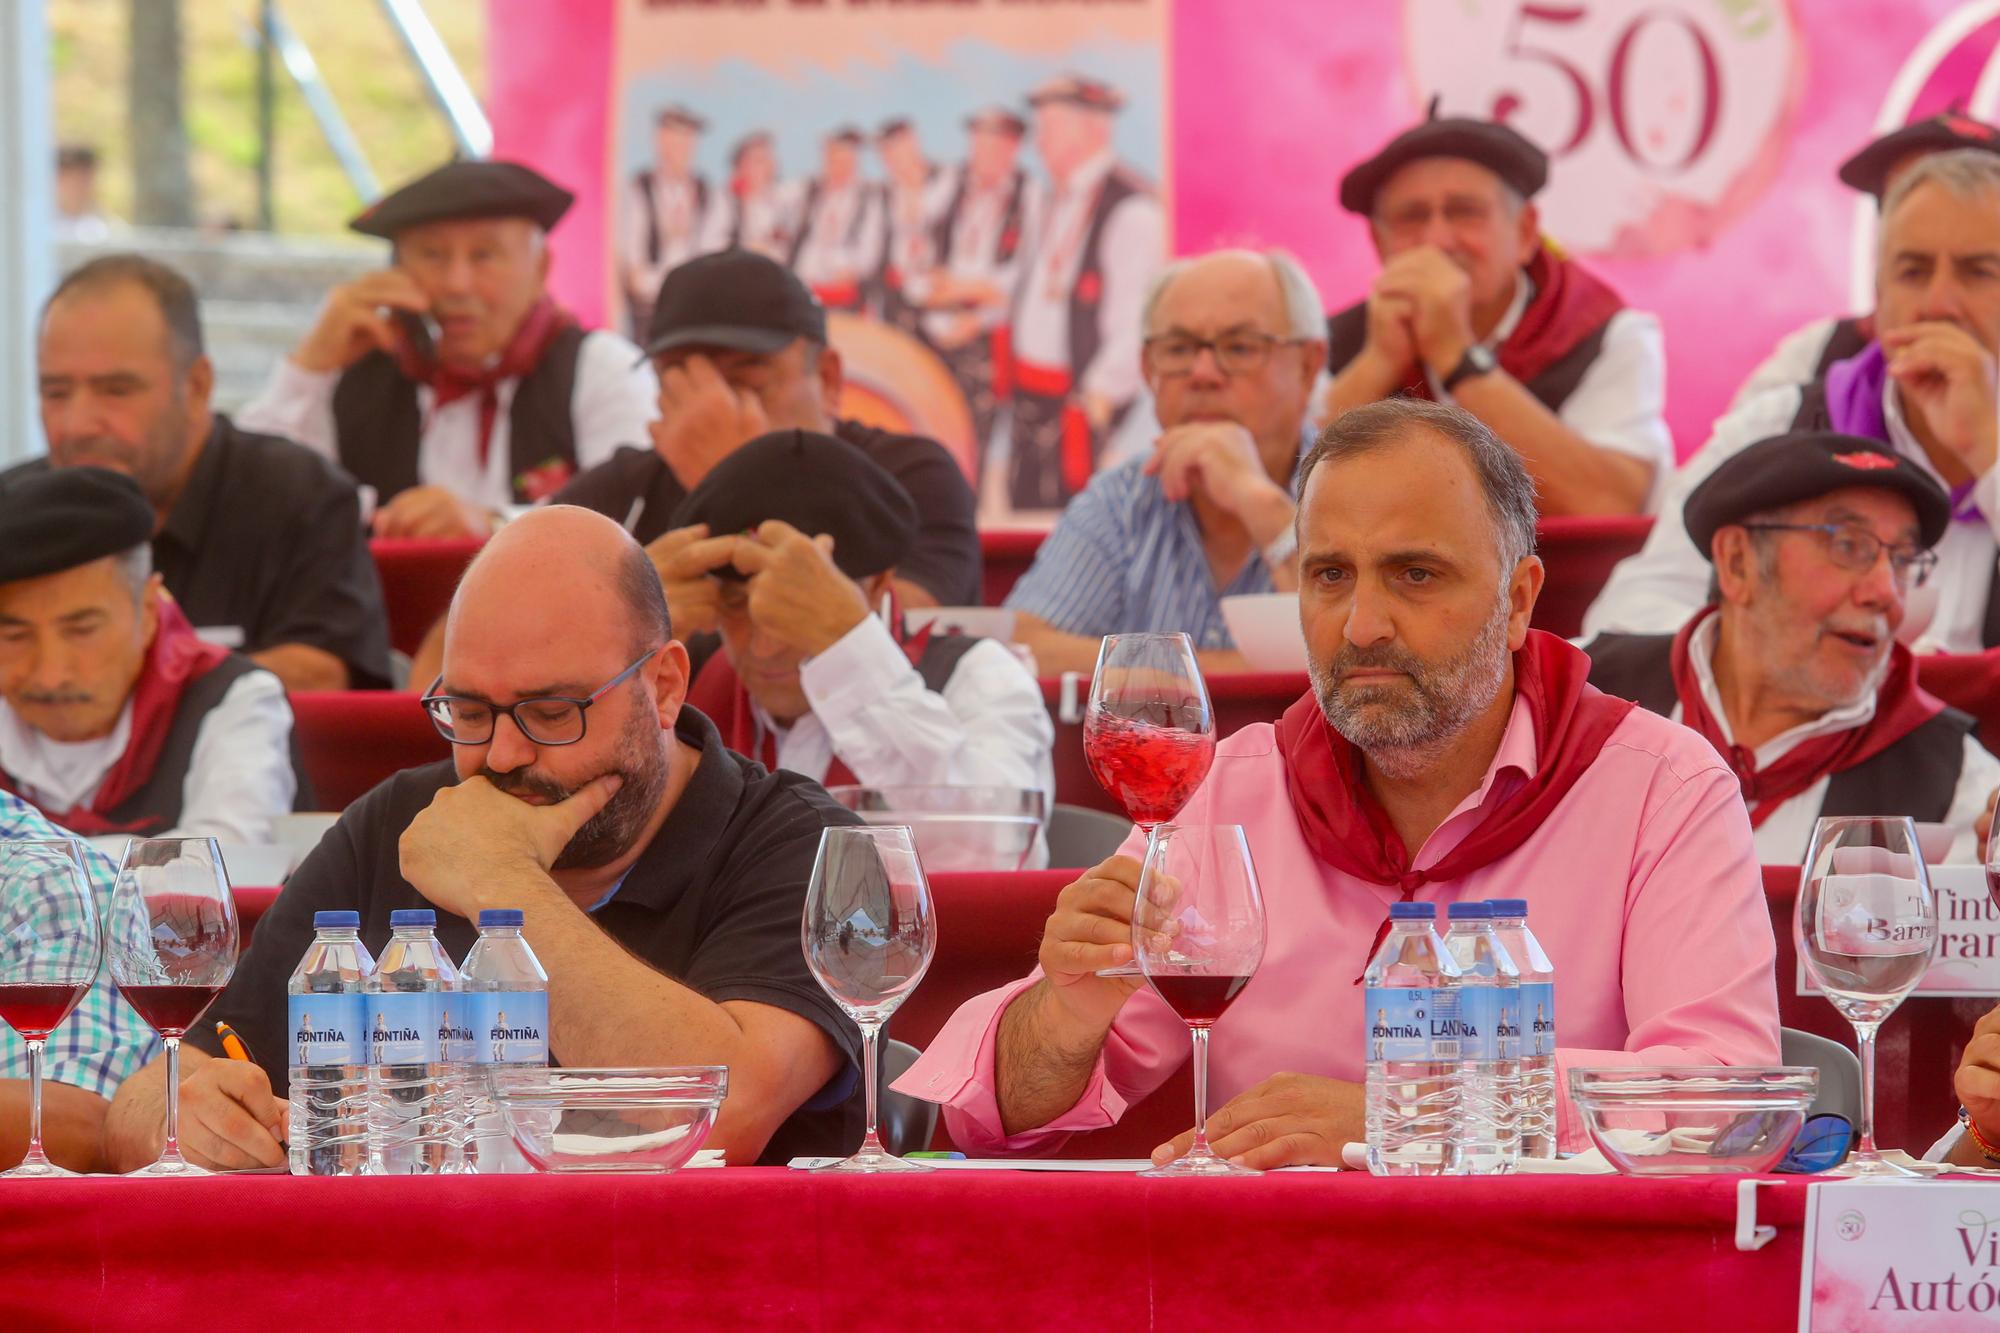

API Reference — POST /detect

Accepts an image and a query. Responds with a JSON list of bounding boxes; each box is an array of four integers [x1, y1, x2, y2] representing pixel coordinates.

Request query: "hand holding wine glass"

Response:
[[0, 839, 103, 1178], [105, 838, 240, 1177]]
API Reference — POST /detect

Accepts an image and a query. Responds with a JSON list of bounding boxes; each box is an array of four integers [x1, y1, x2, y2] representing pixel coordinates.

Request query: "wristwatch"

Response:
[[1442, 344, 1498, 393], [1261, 524, 1299, 572]]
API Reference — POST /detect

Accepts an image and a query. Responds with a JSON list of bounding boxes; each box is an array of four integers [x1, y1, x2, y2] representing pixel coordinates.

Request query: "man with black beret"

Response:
[[1588, 148, 2000, 654], [672, 429, 1051, 834], [620, 104, 713, 338], [789, 126, 881, 314], [1319, 101, 1670, 516], [237, 158, 656, 540], [1730, 112, 2000, 408], [0, 468, 302, 847], [1585, 432, 1999, 862]]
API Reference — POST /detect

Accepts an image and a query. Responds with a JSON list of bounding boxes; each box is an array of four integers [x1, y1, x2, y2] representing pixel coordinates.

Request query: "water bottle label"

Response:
[[437, 997, 476, 1065], [1523, 982, 1556, 1058], [466, 991, 549, 1065], [367, 992, 439, 1064], [1453, 988, 1502, 1061], [287, 994, 365, 1067], [1493, 991, 1522, 1061], [1364, 986, 1449, 1063]]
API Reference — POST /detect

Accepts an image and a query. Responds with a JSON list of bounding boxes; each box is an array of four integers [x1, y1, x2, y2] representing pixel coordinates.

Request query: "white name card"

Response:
[[1797, 865, 2000, 998], [1801, 1180, 2000, 1329]]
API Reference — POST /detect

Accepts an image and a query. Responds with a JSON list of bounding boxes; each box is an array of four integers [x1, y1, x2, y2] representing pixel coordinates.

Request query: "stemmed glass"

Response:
[[1083, 632, 1216, 977], [1132, 823, 1266, 1178], [0, 840, 103, 1178], [802, 825, 937, 1173], [104, 838, 239, 1177], [1797, 816, 1938, 1178]]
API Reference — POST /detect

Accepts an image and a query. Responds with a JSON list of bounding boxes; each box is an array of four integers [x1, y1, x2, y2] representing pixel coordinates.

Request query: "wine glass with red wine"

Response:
[[105, 837, 239, 1177], [0, 839, 103, 1178], [1132, 823, 1266, 1178], [1083, 632, 1216, 978]]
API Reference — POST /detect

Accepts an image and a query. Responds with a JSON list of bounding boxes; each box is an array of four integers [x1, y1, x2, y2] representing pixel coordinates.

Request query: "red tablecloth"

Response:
[[0, 1171, 1807, 1330]]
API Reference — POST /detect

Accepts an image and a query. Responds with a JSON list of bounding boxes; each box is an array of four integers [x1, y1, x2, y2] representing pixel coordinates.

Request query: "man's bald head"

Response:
[[450, 506, 671, 658]]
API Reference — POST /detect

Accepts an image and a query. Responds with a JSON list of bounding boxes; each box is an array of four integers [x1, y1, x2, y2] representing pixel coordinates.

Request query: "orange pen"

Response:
[[215, 1021, 254, 1064]]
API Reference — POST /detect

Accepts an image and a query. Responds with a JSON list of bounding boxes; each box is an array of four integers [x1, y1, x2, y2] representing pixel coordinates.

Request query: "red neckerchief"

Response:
[[1398, 246, 1626, 398], [1668, 605, 1944, 829], [397, 295, 575, 466], [0, 598, 230, 837], [688, 602, 937, 785]]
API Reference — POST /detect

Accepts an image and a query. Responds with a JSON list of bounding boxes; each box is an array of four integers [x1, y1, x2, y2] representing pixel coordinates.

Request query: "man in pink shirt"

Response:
[[894, 398, 1782, 1166]]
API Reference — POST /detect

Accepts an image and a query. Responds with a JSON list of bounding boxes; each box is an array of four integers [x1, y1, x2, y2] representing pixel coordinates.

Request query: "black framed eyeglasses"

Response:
[[419, 647, 660, 746], [1740, 522, 1939, 589], [1143, 332, 1303, 376]]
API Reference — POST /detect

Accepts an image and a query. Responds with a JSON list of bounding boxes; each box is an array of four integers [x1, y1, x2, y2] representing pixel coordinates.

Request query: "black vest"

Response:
[[328, 325, 588, 504], [1788, 376, 2000, 649], [1581, 631, 1971, 822], [1323, 296, 1611, 412], [786, 178, 876, 269], [1065, 169, 1146, 381], [911, 629, 984, 693], [932, 167, 1027, 272], [635, 171, 709, 265], [1810, 316, 1872, 380]]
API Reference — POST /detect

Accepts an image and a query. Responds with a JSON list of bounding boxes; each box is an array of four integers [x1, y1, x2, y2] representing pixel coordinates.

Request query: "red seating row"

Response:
[[369, 538, 485, 658]]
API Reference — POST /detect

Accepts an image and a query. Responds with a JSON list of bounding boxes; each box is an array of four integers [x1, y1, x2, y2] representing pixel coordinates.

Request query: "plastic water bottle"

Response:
[[1363, 901, 1463, 1176], [367, 908, 461, 1175], [286, 911, 375, 1176], [1441, 900, 1521, 1175], [1487, 899, 1556, 1160], [456, 909, 549, 1173]]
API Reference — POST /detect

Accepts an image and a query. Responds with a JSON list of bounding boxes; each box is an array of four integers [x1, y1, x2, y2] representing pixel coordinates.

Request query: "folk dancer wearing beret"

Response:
[[0, 467, 305, 847], [671, 430, 1052, 860], [1003, 74, 1165, 513], [237, 159, 657, 540], [1585, 432, 2000, 864], [1319, 100, 1671, 517], [12, 254, 391, 692], [1588, 148, 2000, 654], [620, 105, 714, 339], [787, 126, 883, 314], [1731, 111, 2000, 409]]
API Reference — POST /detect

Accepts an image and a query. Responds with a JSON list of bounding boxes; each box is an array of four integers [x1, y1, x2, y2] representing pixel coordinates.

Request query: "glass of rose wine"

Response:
[[0, 839, 103, 1178], [105, 837, 239, 1177], [1083, 632, 1216, 978], [1133, 823, 1265, 1178], [1798, 816, 1937, 1178]]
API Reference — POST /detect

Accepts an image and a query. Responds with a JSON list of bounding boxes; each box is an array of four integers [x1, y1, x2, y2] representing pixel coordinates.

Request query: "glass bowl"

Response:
[[1566, 1066, 1819, 1175], [491, 1067, 728, 1173], [826, 785, 1046, 872]]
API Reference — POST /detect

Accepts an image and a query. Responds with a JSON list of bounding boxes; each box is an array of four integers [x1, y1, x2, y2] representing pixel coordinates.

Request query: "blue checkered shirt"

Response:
[[0, 798, 159, 1099]]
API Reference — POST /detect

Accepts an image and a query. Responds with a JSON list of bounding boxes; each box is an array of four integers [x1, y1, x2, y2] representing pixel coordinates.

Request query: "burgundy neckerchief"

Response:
[[396, 294, 575, 466]]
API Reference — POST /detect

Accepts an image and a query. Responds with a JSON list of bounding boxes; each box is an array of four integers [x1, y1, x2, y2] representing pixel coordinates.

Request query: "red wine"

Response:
[[0, 982, 88, 1040], [1148, 974, 1252, 1026], [122, 984, 225, 1036], [1082, 713, 1216, 827]]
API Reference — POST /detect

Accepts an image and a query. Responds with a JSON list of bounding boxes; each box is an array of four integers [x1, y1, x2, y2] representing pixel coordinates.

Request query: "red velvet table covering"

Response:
[[0, 1171, 1807, 1330]]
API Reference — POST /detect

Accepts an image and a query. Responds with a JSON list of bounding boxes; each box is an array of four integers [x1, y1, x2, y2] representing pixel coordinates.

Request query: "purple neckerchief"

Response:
[[1824, 341, 1984, 523]]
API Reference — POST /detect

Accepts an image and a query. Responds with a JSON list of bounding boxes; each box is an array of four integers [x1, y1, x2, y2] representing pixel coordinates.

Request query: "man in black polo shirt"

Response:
[[102, 504, 862, 1169], [20, 254, 389, 691]]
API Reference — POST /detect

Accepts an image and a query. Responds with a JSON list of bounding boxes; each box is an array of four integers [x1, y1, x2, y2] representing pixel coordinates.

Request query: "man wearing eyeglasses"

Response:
[[1318, 104, 1670, 517], [1585, 431, 2000, 863], [1002, 249, 1326, 675], [103, 505, 866, 1171]]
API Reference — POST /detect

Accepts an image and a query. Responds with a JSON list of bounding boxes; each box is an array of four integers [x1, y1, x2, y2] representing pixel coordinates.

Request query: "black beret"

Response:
[[668, 430, 918, 581], [1683, 432, 1952, 559], [826, 125, 865, 147], [1839, 112, 2000, 199], [964, 104, 1027, 137], [1340, 97, 1549, 215], [655, 104, 707, 131], [0, 466, 155, 585], [350, 160, 574, 239], [1027, 73, 1125, 113]]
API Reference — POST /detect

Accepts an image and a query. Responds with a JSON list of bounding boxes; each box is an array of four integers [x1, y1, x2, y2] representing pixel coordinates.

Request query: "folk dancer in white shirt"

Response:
[[619, 105, 715, 340], [1004, 74, 1165, 513], [871, 118, 949, 341], [238, 159, 656, 540], [0, 468, 297, 850], [788, 127, 884, 315], [698, 132, 796, 262]]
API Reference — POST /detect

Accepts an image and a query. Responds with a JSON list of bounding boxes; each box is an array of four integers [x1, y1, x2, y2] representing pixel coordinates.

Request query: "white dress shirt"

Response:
[[1010, 148, 1163, 409], [0, 669, 298, 846], [1671, 614, 2000, 865], [912, 166, 1043, 342], [237, 329, 659, 515], [791, 180, 883, 293], [1424, 269, 1674, 511], [1727, 314, 1842, 412], [1582, 379, 2000, 653], [621, 172, 709, 304], [697, 186, 797, 261]]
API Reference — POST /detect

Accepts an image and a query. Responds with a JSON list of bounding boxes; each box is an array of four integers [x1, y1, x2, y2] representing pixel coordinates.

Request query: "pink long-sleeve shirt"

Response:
[[893, 693, 1783, 1154]]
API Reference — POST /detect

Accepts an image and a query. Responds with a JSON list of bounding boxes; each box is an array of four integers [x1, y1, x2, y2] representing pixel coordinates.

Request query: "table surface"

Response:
[[0, 1169, 1811, 1331]]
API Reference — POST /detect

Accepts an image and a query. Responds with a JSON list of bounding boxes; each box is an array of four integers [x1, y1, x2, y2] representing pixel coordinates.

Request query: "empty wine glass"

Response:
[[1084, 632, 1216, 978], [1133, 823, 1266, 1178], [0, 839, 103, 1178], [801, 825, 937, 1173], [104, 838, 239, 1177], [1797, 816, 1937, 1178]]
